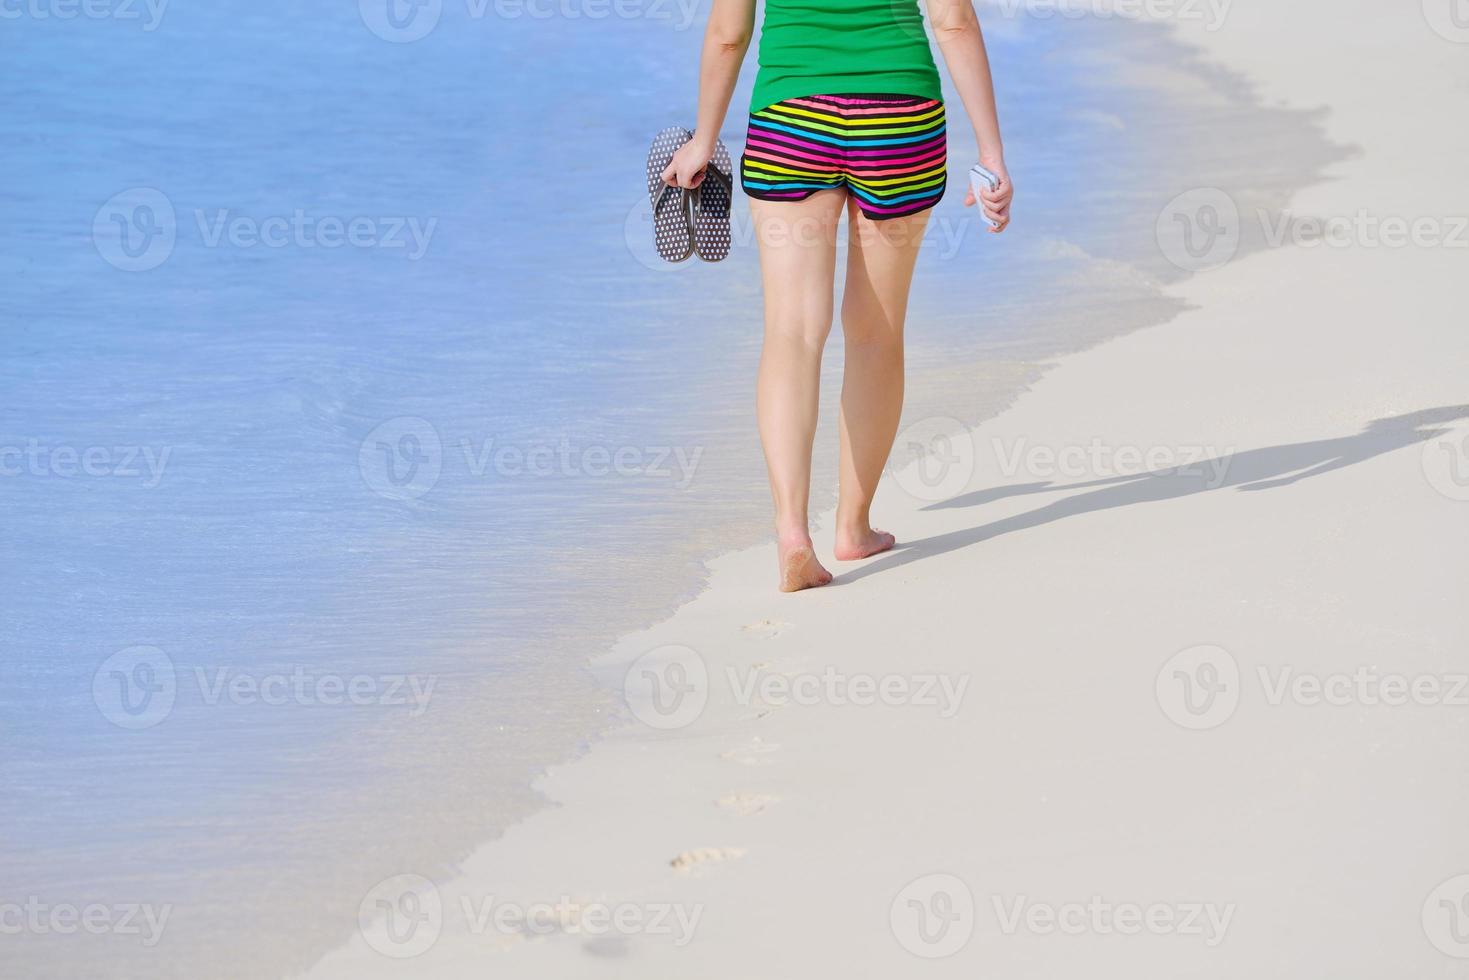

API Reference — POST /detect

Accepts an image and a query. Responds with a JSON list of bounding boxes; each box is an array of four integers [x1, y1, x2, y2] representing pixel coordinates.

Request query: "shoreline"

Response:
[[305, 2, 1469, 977]]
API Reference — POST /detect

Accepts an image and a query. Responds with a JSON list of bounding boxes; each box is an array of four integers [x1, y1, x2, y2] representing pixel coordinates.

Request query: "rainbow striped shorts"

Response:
[[740, 94, 947, 221]]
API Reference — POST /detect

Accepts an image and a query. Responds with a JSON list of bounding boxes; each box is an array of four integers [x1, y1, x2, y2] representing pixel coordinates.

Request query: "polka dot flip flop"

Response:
[[692, 139, 733, 263], [646, 126, 695, 264]]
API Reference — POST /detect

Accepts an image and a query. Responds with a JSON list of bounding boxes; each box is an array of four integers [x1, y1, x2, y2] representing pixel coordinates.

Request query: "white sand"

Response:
[[306, 2, 1469, 975]]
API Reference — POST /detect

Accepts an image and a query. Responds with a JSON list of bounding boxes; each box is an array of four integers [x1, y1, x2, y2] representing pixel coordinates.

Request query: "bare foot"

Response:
[[833, 526, 896, 561], [778, 534, 832, 592]]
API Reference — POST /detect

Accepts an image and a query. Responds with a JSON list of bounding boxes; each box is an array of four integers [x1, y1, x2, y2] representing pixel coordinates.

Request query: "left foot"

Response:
[[833, 526, 896, 561]]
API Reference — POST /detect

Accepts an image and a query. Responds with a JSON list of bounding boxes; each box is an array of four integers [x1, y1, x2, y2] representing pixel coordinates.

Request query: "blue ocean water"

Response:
[[0, 3, 1339, 976]]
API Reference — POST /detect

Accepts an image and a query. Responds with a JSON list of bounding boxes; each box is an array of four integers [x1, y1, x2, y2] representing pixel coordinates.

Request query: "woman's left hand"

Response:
[[964, 158, 1013, 233], [662, 137, 716, 190]]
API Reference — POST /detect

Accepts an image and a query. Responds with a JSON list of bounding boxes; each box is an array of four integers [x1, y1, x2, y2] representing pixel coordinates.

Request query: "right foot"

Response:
[[777, 534, 832, 593], [833, 525, 897, 562]]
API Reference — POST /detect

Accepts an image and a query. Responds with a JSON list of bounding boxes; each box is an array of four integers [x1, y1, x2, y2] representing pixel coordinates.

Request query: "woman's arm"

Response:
[[662, 0, 758, 189], [928, 0, 1014, 232]]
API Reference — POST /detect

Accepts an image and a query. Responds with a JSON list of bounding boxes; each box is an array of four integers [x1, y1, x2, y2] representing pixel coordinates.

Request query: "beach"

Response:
[[301, 1, 1469, 976], [4, 0, 1465, 976]]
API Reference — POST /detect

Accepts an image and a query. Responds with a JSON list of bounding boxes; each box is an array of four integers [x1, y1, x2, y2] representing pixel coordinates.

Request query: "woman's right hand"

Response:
[[964, 157, 1013, 233], [661, 137, 715, 190]]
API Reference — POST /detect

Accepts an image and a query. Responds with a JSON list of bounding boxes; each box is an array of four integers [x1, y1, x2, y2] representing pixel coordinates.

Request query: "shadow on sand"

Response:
[[841, 406, 1469, 585]]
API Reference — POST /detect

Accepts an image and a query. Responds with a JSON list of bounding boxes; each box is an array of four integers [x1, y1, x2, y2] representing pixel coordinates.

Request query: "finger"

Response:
[[963, 190, 976, 207], [661, 163, 677, 186]]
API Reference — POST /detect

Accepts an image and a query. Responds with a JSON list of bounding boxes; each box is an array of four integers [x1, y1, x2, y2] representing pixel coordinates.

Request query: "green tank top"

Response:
[[750, 0, 943, 112]]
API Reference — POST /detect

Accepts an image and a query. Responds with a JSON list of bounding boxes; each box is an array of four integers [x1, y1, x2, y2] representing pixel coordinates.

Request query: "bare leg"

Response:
[[834, 199, 931, 561], [751, 191, 846, 591]]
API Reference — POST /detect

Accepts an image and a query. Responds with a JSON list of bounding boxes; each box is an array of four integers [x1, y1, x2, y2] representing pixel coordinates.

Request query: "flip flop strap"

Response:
[[701, 163, 733, 191], [654, 181, 681, 212]]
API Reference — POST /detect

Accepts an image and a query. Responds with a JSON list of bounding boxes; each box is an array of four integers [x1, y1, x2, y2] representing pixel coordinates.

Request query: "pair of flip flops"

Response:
[[645, 126, 733, 264]]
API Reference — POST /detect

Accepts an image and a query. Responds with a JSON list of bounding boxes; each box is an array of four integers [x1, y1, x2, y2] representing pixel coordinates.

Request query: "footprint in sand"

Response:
[[739, 678, 778, 721], [716, 793, 780, 816], [742, 620, 791, 639], [719, 736, 780, 766], [670, 846, 747, 872]]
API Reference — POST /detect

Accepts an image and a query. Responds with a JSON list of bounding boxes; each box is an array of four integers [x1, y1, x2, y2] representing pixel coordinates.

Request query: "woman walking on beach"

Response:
[[663, 0, 1012, 592]]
